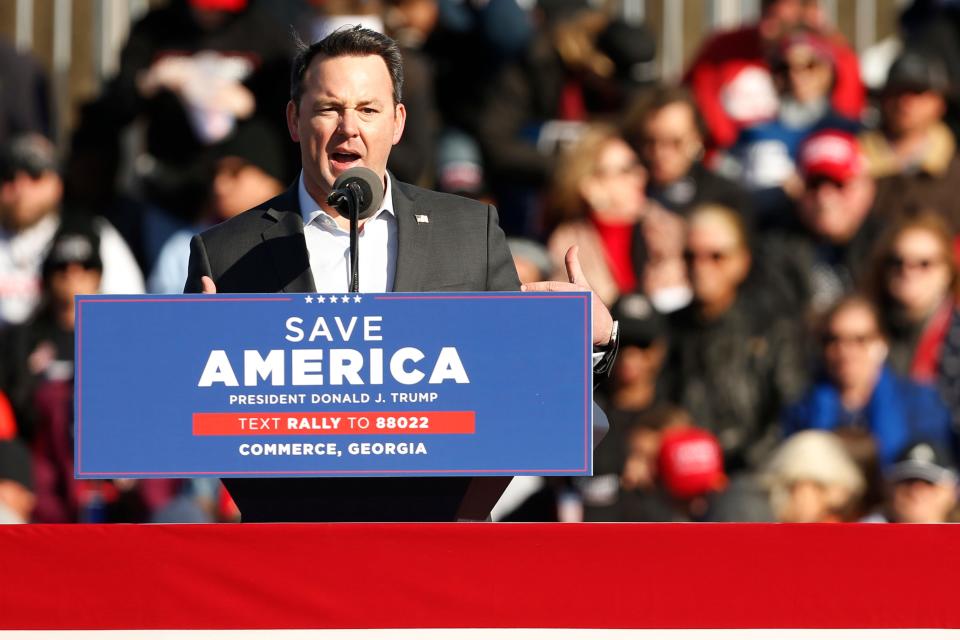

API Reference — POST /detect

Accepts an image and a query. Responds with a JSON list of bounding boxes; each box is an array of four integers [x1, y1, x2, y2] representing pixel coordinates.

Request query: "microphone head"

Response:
[[330, 167, 384, 220]]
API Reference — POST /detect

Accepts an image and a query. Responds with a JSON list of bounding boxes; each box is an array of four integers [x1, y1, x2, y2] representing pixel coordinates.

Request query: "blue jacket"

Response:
[[783, 365, 953, 466]]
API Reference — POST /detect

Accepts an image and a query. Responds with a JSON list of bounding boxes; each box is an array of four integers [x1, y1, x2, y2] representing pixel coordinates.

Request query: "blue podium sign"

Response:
[[75, 292, 592, 478]]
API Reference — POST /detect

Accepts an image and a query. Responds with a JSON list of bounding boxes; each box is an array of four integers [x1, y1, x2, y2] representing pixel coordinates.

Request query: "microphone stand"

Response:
[[346, 182, 362, 293], [328, 170, 381, 293]]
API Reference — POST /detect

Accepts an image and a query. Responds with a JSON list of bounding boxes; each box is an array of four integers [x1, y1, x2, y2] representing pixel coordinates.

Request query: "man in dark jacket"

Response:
[[759, 129, 883, 316], [659, 205, 807, 473], [625, 84, 751, 222]]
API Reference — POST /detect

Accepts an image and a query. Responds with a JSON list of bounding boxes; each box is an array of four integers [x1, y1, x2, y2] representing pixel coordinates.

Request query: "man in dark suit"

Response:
[[185, 26, 614, 522]]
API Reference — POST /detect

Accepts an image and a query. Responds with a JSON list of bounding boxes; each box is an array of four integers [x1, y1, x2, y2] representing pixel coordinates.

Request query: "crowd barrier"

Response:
[[0, 523, 957, 638]]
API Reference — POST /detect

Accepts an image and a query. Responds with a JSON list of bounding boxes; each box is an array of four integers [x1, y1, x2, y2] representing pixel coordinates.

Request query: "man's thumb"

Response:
[[201, 276, 217, 294], [564, 245, 587, 286]]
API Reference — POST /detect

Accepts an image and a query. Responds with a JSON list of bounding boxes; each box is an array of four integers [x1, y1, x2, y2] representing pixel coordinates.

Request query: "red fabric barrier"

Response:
[[0, 523, 955, 630]]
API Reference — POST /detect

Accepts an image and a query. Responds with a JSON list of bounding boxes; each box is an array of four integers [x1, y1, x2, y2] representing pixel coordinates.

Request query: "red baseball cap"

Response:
[[189, 0, 247, 12], [657, 427, 726, 500], [776, 31, 834, 67], [798, 130, 864, 183]]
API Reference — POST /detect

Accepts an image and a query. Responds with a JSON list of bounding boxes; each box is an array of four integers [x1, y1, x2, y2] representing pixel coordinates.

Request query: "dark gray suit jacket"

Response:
[[184, 178, 521, 522]]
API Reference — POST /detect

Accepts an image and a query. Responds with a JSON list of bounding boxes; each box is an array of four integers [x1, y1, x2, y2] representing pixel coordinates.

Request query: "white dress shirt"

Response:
[[298, 171, 397, 293]]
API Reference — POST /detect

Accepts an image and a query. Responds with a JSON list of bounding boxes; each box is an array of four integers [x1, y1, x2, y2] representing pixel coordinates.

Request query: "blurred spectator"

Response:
[[149, 120, 286, 294], [869, 212, 958, 379], [0, 37, 51, 144], [761, 129, 882, 314], [603, 294, 668, 417], [427, 0, 533, 137], [659, 204, 807, 472], [474, 9, 655, 233], [784, 295, 953, 466], [834, 426, 885, 519], [582, 405, 691, 521], [864, 441, 958, 523], [862, 49, 960, 230], [0, 438, 34, 524], [589, 294, 668, 508], [617, 406, 690, 495], [435, 129, 489, 200], [545, 125, 687, 309], [762, 430, 865, 522], [867, 212, 960, 441], [1, 217, 104, 440], [384, 0, 442, 185], [724, 29, 859, 224], [902, 1, 960, 138], [684, 0, 864, 150], [17, 222, 175, 522], [507, 237, 552, 284], [625, 85, 750, 220], [654, 426, 728, 520], [66, 0, 294, 269], [0, 134, 144, 329], [474, 8, 604, 189]]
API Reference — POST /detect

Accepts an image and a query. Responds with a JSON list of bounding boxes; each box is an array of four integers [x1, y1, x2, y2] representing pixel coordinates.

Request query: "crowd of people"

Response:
[[2, 0, 960, 524]]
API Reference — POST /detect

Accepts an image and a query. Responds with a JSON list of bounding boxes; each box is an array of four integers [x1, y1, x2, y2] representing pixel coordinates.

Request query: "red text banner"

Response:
[[192, 411, 476, 435]]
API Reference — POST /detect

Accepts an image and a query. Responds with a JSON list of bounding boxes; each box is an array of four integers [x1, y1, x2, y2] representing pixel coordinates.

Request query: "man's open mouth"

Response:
[[331, 152, 362, 166]]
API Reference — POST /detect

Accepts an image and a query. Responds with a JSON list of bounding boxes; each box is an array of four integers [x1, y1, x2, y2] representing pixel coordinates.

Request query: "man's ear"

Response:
[[738, 252, 753, 281], [286, 100, 300, 142], [392, 103, 407, 145]]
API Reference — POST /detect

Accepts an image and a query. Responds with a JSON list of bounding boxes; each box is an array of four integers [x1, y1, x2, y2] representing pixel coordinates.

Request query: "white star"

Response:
[[353, 295, 361, 303], [341, 295, 350, 303], [329, 295, 338, 303], [304, 295, 313, 303], [316, 295, 325, 303]]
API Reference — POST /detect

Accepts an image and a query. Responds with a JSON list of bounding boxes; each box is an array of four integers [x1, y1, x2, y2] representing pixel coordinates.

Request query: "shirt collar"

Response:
[[299, 170, 395, 229]]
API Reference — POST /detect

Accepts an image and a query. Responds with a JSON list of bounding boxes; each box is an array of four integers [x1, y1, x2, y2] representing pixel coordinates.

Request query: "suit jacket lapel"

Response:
[[392, 180, 432, 292], [261, 184, 317, 293]]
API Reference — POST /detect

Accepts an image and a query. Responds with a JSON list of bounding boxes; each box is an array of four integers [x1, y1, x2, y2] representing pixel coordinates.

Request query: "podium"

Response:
[[75, 292, 594, 521]]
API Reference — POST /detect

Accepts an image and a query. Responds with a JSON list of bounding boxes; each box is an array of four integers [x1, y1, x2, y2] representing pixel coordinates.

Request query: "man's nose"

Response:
[[338, 109, 360, 136]]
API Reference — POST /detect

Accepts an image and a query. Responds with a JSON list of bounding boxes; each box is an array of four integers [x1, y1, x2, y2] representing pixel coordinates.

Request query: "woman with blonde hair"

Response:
[[545, 124, 687, 309], [763, 430, 865, 523]]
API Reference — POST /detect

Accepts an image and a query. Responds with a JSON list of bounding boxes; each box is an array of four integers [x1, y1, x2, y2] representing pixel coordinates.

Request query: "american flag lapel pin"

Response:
[[415, 214, 430, 224]]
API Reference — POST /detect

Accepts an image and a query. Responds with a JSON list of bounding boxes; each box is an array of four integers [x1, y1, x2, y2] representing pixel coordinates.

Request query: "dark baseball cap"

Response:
[[611, 294, 666, 348], [214, 119, 287, 182], [889, 442, 958, 486], [0, 133, 58, 182], [42, 217, 103, 278], [885, 49, 952, 96], [596, 19, 657, 85]]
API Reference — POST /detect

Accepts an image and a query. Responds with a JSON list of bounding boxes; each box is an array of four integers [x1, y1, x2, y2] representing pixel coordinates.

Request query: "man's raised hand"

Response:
[[521, 245, 614, 347]]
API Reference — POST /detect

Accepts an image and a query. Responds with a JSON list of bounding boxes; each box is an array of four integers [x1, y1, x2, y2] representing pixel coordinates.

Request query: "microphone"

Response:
[[325, 167, 385, 293], [326, 167, 384, 220]]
